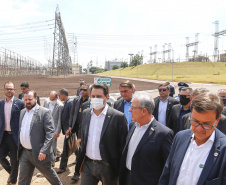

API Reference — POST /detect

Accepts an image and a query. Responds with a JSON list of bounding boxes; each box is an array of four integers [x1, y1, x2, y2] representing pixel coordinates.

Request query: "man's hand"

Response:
[[66, 127, 72, 135], [38, 153, 46, 161], [55, 132, 60, 139], [77, 138, 81, 148]]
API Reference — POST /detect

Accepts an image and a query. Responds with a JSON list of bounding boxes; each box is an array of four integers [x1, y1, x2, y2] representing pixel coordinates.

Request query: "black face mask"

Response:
[[180, 95, 191, 105]]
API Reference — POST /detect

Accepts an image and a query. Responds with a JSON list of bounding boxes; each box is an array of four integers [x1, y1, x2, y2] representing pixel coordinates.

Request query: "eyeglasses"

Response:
[[4, 88, 15, 91], [158, 88, 167, 92], [189, 118, 217, 130], [80, 89, 87, 91], [130, 106, 144, 110]]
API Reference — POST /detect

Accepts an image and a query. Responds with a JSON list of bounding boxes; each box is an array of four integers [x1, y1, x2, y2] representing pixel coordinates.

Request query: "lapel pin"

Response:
[[199, 164, 204, 168], [151, 127, 155, 131], [214, 152, 218, 157]]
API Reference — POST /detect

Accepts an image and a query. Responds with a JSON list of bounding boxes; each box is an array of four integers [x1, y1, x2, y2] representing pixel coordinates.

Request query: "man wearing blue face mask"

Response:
[[168, 87, 193, 136], [77, 83, 128, 185]]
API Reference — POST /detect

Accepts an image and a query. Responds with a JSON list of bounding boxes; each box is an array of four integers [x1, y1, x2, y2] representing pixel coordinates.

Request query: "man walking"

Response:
[[18, 90, 62, 185], [0, 81, 25, 185]]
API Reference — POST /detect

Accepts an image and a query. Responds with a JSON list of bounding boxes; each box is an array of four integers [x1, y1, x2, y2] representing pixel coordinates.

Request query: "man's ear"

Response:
[[106, 94, 109, 99]]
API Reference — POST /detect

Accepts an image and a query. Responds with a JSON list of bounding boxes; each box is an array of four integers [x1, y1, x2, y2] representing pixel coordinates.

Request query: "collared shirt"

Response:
[[176, 131, 215, 185], [124, 99, 133, 130], [20, 105, 37, 149], [4, 96, 14, 131], [178, 106, 191, 131], [48, 101, 56, 113], [86, 104, 109, 160], [126, 116, 154, 170], [158, 98, 168, 126]]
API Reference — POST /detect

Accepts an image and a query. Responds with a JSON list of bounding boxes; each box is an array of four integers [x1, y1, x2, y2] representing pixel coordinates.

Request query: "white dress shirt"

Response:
[[4, 96, 14, 131], [86, 104, 108, 160], [176, 131, 215, 185], [48, 101, 56, 113], [20, 105, 37, 150], [158, 99, 168, 126], [126, 116, 154, 170]]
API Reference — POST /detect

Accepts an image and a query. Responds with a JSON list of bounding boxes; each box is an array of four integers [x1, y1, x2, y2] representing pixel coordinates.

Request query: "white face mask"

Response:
[[50, 100, 57, 105], [91, 98, 105, 110]]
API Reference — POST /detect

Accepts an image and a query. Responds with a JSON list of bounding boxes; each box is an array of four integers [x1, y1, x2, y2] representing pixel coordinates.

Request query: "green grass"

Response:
[[98, 62, 226, 84]]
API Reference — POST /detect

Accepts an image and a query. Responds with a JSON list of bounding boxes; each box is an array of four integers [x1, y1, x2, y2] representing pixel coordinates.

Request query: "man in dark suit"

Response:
[[119, 92, 173, 185], [114, 80, 135, 130], [0, 81, 25, 185], [159, 92, 226, 185], [18, 90, 62, 185], [76, 79, 86, 96], [56, 88, 73, 174], [77, 83, 128, 185], [168, 87, 193, 135], [153, 83, 179, 127], [18, 81, 40, 105]]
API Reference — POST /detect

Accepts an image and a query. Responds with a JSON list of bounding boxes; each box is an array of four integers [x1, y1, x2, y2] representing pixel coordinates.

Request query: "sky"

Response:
[[0, 0, 226, 69]]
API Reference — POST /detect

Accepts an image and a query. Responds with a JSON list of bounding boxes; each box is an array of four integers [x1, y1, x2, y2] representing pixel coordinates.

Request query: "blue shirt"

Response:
[[178, 105, 191, 131], [124, 99, 133, 130], [158, 99, 168, 126]]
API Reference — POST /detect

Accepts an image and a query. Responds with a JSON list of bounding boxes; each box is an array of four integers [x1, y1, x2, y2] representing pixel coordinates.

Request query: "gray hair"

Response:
[[192, 88, 209, 97], [133, 92, 155, 114]]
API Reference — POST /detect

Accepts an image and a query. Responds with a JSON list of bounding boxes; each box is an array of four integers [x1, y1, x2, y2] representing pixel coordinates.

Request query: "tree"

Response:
[[130, 54, 143, 67], [89, 66, 104, 74], [112, 65, 119, 70], [120, 62, 128, 68], [83, 68, 88, 74]]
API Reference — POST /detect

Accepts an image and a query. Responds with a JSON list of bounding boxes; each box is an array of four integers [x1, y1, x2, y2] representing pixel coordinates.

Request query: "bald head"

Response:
[[49, 91, 58, 101]]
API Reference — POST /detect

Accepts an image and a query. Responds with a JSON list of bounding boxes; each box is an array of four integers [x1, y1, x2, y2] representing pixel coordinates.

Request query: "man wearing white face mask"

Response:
[[43, 91, 63, 164], [77, 83, 128, 185]]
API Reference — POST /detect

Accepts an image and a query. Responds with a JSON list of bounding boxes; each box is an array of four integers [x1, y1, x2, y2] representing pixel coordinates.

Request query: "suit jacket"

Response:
[[113, 98, 135, 129], [153, 96, 179, 127], [119, 118, 173, 185], [18, 93, 40, 105], [181, 113, 226, 135], [222, 106, 226, 116], [159, 129, 226, 185], [43, 99, 63, 133], [77, 106, 128, 179], [0, 97, 25, 145], [18, 105, 55, 163], [168, 104, 191, 136], [61, 98, 73, 135]]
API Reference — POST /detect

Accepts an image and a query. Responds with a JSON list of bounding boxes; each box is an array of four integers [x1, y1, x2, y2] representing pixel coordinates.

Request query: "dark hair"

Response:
[[181, 87, 193, 95], [81, 83, 89, 88], [158, 83, 170, 90], [4, 81, 14, 88], [191, 92, 223, 119], [20, 82, 29, 88], [119, 80, 134, 89], [59, 88, 69, 96], [24, 90, 37, 98], [90, 83, 109, 96]]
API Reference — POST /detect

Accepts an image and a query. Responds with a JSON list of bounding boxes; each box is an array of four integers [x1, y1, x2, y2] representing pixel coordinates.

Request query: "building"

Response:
[[220, 53, 226, 62], [105, 61, 123, 71], [72, 63, 82, 74]]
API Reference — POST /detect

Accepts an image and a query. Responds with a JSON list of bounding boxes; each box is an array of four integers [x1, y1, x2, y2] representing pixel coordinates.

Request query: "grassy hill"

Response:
[[98, 62, 226, 84]]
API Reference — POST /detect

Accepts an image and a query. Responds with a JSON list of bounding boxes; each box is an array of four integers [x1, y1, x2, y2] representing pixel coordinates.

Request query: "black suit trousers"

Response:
[[0, 132, 19, 184]]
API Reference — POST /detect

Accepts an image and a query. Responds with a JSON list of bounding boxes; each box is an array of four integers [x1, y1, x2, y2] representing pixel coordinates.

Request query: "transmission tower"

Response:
[[213, 21, 226, 62], [52, 5, 71, 76], [185, 33, 199, 61], [150, 45, 157, 63]]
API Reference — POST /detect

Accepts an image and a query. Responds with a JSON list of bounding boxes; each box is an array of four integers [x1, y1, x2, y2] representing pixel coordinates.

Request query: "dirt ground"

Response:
[[0, 74, 160, 185]]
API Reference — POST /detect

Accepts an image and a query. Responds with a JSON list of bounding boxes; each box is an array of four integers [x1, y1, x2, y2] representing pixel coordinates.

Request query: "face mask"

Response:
[[50, 100, 57, 105], [180, 95, 190, 105], [91, 98, 105, 110], [223, 99, 226, 105]]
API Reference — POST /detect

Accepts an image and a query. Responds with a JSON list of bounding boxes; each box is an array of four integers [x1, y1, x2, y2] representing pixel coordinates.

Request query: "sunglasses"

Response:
[[158, 88, 167, 92], [80, 89, 87, 91]]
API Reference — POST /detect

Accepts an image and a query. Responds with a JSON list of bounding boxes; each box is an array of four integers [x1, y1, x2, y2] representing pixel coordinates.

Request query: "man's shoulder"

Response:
[[169, 96, 180, 103], [172, 104, 181, 111], [154, 96, 160, 103], [114, 98, 124, 106], [153, 119, 173, 134], [215, 128, 226, 145]]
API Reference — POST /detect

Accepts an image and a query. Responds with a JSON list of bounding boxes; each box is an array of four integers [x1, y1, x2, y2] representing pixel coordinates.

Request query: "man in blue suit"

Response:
[[159, 92, 226, 185], [0, 81, 25, 185]]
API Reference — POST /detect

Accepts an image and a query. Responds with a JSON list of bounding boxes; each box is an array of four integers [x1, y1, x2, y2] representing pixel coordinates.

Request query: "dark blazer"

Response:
[[181, 113, 226, 135], [159, 129, 226, 185], [168, 104, 191, 136], [18, 93, 40, 105], [0, 97, 25, 145], [113, 98, 135, 129], [222, 107, 226, 116], [77, 106, 128, 178], [119, 118, 173, 185], [153, 96, 179, 127], [61, 98, 73, 135]]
